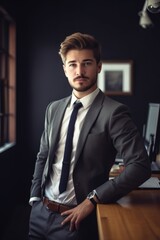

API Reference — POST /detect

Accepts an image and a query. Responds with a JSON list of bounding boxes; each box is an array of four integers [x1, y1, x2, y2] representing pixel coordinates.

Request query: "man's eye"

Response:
[[84, 62, 92, 66], [69, 63, 76, 67]]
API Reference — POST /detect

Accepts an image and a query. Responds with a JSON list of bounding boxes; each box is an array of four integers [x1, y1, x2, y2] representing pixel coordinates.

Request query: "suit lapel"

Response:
[[75, 91, 105, 162], [48, 97, 71, 160]]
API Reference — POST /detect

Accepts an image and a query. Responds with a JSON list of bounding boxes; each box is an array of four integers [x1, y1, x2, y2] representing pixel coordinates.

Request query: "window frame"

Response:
[[0, 6, 16, 152]]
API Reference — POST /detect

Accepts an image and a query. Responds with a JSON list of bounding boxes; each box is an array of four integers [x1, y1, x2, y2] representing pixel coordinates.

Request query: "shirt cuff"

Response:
[[29, 197, 41, 206]]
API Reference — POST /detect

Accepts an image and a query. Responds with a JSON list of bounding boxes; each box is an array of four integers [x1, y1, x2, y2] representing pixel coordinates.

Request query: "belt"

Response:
[[43, 197, 75, 214]]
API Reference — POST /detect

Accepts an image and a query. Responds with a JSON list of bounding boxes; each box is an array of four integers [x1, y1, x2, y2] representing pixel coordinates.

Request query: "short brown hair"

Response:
[[59, 32, 101, 64]]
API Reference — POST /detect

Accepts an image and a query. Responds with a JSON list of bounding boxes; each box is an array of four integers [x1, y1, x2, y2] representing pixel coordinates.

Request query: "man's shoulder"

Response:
[[48, 95, 71, 109], [103, 94, 126, 109]]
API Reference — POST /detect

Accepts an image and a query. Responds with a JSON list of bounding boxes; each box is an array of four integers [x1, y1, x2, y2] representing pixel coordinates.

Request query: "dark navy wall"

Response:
[[0, 0, 160, 236]]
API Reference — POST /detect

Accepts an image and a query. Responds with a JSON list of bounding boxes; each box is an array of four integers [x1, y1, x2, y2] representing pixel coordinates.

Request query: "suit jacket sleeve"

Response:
[[29, 97, 70, 200], [95, 101, 151, 203]]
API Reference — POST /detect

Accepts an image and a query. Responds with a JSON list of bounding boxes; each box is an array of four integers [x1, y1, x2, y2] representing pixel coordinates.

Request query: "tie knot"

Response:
[[74, 101, 83, 110]]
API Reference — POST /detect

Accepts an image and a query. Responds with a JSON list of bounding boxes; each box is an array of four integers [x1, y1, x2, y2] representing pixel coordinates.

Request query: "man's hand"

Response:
[[61, 198, 95, 231]]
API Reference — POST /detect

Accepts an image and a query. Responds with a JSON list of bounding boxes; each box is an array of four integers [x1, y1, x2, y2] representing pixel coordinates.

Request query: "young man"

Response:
[[28, 32, 151, 240]]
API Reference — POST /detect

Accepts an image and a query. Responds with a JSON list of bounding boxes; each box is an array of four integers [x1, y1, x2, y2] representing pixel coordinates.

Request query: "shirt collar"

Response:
[[70, 88, 100, 109]]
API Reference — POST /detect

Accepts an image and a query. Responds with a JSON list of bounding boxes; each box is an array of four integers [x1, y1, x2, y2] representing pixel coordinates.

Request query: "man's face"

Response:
[[63, 49, 102, 98]]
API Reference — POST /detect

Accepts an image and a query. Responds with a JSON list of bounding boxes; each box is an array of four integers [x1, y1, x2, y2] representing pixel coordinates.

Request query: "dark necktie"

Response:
[[59, 101, 83, 194]]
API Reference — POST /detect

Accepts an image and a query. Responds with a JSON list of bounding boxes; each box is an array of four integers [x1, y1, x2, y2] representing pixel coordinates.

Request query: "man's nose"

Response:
[[76, 65, 85, 76]]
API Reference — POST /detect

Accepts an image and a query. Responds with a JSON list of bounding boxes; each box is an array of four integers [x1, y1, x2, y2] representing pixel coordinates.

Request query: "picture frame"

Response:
[[98, 60, 133, 95]]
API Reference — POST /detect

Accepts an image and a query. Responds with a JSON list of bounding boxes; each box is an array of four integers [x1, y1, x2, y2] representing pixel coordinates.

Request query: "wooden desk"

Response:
[[97, 181, 160, 240]]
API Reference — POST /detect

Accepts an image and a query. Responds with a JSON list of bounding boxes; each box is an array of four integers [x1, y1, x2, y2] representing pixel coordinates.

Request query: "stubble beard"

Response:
[[71, 77, 97, 93]]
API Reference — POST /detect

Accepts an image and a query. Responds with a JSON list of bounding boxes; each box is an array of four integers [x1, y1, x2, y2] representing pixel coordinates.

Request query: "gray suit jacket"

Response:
[[30, 90, 151, 204]]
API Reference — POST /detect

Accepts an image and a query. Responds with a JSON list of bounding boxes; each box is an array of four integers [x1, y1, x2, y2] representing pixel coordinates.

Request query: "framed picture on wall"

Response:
[[98, 60, 133, 95]]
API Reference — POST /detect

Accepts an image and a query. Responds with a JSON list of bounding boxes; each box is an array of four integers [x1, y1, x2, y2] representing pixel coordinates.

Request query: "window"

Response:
[[0, 6, 16, 152]]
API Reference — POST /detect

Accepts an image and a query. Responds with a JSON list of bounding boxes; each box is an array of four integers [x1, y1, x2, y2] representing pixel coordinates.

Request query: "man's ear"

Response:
[[98, 61, 102, 73], [63, 64, 67, 77]]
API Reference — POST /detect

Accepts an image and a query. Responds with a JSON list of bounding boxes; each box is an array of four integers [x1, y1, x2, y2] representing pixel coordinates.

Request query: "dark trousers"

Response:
[[28, 201, 79, 240], [28, 200, 99, 240]]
